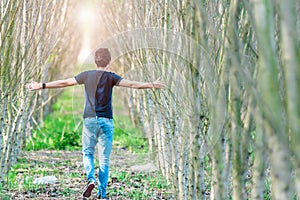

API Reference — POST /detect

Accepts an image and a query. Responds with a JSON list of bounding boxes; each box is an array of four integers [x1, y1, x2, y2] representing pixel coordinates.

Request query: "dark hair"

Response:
[[95, 48, 111, 67]]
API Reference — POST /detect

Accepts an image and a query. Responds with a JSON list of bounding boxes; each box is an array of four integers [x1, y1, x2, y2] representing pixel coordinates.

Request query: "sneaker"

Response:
[[97, 194, 107, 200], [82, 180, 95, 197]]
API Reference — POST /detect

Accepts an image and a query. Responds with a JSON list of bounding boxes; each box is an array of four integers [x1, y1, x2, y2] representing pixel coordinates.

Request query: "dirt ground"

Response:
[[4, 148, 173, 200]]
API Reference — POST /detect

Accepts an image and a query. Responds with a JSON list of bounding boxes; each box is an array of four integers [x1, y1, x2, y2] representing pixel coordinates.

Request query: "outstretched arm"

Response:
[[118, 78, 165, 89], [26, 78, 77, 90]]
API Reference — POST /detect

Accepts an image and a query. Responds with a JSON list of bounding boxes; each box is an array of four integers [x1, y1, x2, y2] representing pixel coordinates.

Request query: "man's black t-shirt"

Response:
[[75, 70, 122, 119]]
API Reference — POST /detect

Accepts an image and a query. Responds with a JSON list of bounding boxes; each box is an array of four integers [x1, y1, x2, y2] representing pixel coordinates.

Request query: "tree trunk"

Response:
[[251, 0, 294, 198], [276, 0, 300, 196], [251, 109, 267, 200]]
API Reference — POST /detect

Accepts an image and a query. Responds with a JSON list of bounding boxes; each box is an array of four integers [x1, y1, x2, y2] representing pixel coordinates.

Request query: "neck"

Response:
[[97, 66, 108, 71]]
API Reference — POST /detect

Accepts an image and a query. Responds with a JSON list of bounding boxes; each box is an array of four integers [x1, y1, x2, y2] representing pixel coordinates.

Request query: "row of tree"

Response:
[[96, 0, 300, 199], [1, 0, 299, 199], [0, 0, 81, 183]]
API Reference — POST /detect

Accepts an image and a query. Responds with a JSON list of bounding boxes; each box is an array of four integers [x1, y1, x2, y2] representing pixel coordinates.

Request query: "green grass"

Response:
[[114, 115, 148, 153], [109, 170, 171, 199], [0, 193, 10, 200], [25, 88, 83, 151]]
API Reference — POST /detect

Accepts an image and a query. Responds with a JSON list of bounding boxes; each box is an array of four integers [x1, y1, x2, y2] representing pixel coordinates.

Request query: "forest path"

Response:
[[5, 147, 172, 199]]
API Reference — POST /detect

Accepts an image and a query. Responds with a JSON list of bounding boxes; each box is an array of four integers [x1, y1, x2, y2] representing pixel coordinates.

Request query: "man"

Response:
[[27, 48, 165, 199]]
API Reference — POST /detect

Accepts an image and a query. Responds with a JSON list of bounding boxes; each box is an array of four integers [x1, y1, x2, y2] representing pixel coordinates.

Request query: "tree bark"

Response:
[[276, 0, 300, 196], [251, 0, 294, 199]]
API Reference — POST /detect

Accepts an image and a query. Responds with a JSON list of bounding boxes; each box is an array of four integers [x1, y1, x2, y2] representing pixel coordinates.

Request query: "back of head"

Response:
[[95, 48, 111, 67]]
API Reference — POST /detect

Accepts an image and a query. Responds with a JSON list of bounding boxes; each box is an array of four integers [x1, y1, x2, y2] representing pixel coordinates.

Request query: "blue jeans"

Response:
[[82, 117, 114, 198]]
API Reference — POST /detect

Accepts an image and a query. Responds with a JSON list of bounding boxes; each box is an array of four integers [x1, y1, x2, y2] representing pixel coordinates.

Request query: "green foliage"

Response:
[[26, 118, 81, 151], [264, 179, 272, 200], [112, 96, 149, 153], [0, 192, 10, 200], [25, 88, 82, 151], [113, 100, 148, 153], [109, 170, 171, 199]]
